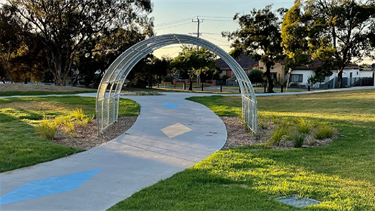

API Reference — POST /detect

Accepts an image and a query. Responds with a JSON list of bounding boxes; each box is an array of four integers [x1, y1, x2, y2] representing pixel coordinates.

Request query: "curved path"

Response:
[[0, 93, 227, 211]]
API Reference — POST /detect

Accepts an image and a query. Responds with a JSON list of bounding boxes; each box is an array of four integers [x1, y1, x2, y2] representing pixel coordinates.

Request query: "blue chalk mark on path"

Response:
[[162, 103, 180, 109], [0, 168, 102, 205]]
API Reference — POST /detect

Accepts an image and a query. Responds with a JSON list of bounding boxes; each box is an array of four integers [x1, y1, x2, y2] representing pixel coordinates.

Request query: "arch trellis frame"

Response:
[[96, 34, 258, 134]]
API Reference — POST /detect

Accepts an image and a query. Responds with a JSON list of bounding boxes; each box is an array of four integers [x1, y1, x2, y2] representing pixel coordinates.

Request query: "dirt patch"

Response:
[[0, 83, 94, 92], [51, 116, 137, 149]]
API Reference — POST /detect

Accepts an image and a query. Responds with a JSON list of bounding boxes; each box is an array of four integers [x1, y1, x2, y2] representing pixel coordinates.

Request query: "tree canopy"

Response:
[[282, 0, 375, 88], [6, 0, 153, 85], [223, 5, 285, 93], [170, 46, 217, 90]]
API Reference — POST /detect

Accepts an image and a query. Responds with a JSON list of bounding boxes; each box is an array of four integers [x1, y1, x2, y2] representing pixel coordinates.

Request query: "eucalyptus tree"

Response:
[[281, 0, 311, 71], [7, 0, 153, 85], [223, 5, 285, 93], [0, 4, 23, 82], [76, 25, 154, 88], [170, 46, 217, 90], [283, 0, 375, 88]]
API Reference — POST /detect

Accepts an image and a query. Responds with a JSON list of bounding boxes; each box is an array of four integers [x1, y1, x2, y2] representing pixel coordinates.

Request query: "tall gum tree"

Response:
[[281, 0, 311, 71], [223, 5, 285, 93], [170, 46, 217, 91], [7, 0, 153, 85], [300, 0, 375, 88]]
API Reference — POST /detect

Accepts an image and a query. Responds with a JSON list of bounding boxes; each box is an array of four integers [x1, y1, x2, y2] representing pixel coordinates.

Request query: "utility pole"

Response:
[[192, 17, 203, 85], [192, 17, 203, 38]]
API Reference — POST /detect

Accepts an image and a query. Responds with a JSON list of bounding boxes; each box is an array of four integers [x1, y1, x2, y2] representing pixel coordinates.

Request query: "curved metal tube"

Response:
[[96, 34, 257, 134]]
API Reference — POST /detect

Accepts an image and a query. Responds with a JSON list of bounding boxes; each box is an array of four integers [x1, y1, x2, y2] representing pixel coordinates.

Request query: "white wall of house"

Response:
[[289, 68, 374, 87], [289, 70, 315, 87]]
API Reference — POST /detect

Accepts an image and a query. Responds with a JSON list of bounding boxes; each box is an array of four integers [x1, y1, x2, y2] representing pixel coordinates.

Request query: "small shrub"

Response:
[[292, 131, 306, 148], [271, 127, 290, 143], [316, 125, 335, 139], [297, 118, 311, 134], [62, 122, 75, 134], [53, 117, 62, 126], [71, 109, 85, 121], [36, 117, 57, 140], [258, 118, 269, 129], [61, 116, 71, 125], [76, 115, 94, 127]]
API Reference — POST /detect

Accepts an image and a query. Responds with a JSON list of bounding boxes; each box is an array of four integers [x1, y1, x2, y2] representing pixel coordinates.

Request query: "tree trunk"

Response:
[[265, 64, 274, 93], [337, 69, 343, 88], [188, 74, 193, 90]]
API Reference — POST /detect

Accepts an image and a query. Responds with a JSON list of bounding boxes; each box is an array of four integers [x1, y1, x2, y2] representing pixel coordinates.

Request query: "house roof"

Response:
[[294, 60, 360, 70], [216, 55, 258, 70]]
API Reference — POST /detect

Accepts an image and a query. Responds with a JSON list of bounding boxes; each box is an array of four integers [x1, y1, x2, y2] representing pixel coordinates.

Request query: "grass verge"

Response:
[[0, 96, 140, 173], [0, 90, 96, 96], [109, 88, 375, 210]]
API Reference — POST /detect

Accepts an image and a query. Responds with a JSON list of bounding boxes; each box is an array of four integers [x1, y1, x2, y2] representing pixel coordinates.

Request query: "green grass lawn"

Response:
[[109, 89, 375, 210], [0, 96, 140, 173], [0, 90, 96, 96]]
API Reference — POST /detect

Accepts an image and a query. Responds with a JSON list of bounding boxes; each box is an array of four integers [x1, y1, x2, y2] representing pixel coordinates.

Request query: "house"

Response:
[[216, 55, 258, 78], [290, 62, 375, 88], [258, 61, 286, 83]]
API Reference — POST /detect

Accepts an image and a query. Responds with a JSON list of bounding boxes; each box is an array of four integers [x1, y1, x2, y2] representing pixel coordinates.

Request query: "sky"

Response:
[[151, 0, 295, 58]]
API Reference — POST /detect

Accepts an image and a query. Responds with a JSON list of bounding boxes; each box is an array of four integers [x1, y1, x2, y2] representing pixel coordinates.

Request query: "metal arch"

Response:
[[96, 34, 258, 134]]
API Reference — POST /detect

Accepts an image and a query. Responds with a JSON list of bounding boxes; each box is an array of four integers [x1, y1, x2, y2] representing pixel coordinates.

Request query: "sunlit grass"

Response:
[[109, 88, 375, 210], [0, 96, 140, 173]]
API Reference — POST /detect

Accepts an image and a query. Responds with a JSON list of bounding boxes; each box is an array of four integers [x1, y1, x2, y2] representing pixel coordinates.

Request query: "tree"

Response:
[[10, 34, 48, 84], [292, 0, 375, 88], [247, 69, 264, 83], [281, 0, 311, 71], [7, 0, 153, 85], [126, 55, 170, 88], [223, 5, 285, 93], [170, 46, 217, 90], [76, 24, 154, 88], [0, 4, 23, 82]]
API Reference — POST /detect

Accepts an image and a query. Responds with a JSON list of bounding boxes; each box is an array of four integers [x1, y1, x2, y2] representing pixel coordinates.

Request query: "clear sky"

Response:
[[152, 0, 294, 58]]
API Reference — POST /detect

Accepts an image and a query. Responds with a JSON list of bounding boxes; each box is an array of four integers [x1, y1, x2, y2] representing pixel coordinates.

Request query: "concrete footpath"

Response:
[[0, 93, 227, 211]]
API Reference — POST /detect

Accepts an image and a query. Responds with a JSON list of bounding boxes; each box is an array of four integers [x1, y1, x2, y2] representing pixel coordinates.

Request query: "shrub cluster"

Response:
[[36, 109, 93, 140], [262, 117, 336, 148]]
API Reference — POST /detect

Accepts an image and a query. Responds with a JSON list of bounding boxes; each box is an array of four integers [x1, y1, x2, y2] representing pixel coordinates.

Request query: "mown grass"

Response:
[[0, 90, 96, 96], [0, 96, 140, 173], [109, 89, 375, 210]]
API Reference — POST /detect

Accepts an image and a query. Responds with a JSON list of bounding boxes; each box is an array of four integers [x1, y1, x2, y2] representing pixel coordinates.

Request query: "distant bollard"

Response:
[[174, 83, 176, 89], [201, 83, 204, 91], [157, 83, 159, 88], [281, 85, 284, 93], [308, 86, 310, 91], [220, 84, 223, 92], [183, 82, 186, 90]]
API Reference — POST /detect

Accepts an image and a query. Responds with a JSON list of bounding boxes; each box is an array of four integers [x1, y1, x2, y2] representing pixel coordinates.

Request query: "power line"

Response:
[[154, 17, 193, 27], [155, 21, 191, 30], [199, 16, 233, 19], [204, 19, 235, 22], [201, 32, 223, 36], [201, 34, 230, 44]]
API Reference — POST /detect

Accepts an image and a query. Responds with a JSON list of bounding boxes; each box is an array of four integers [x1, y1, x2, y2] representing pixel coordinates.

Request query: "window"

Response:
[[290, 74, 303, 82]]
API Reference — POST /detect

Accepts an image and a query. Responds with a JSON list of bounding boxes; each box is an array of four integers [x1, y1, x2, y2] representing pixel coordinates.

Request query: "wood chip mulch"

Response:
[[51, 116, 137, 149]]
